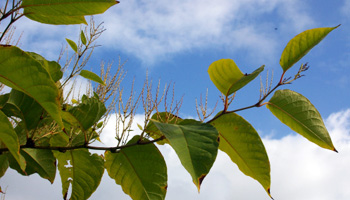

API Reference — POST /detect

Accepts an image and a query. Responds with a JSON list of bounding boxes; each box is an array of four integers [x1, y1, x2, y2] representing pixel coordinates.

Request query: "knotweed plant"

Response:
[[0, 1, 340, 200]]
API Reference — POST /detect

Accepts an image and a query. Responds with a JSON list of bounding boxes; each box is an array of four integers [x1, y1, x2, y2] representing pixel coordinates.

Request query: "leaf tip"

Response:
[[267, 188, 274, 200], [196, 174, 206, 193], [333, 148, 338, 153], [82, 19, 88, 25]]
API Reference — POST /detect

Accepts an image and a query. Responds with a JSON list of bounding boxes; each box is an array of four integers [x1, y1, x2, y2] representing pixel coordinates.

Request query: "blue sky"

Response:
[[1, 0, 350, 199]]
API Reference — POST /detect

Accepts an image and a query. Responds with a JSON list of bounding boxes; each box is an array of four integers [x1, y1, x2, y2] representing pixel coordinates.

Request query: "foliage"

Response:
[[0, 0, 340, 199]]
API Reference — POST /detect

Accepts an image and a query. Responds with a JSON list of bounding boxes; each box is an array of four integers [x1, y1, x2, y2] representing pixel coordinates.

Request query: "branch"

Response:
[[207, 77, 284, 124], [0, 136, 166, 153]]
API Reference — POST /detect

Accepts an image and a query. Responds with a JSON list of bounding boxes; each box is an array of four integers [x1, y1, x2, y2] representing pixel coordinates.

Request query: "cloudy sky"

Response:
[[1, 0, 350, 199]]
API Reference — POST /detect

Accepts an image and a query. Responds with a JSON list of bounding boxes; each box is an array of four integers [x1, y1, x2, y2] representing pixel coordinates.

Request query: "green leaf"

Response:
[[27, 52, 63, 82], [105, 135, 167, 200], [80, 30, 87, 45], [208, 59, 264, 96], [210, 112, 271, 196], [14, 122, 27, 146], [228, 65, 265, 94], [145, 112, 183, 145], [0, 110, 25, 171], [68, 95, 106, 131], [280, 25, 340, 72], [21, 0, 119, 25], [267, 89, 336, 151], [0, 45, 63, 128], [152, 119, 219, 191], [8, 149, 56, 183], [5, 90, 44, 131], [137, 123, 143, 130], [79, 70, 105, 85], [54, 149, 104, 200], [66, 38, 78, 53], [0, 154, 9, 178], [96, 121, 103, 128], [0, 93, 9, 107], [71, 99, 79, 104], [60, 109, 99, 147]]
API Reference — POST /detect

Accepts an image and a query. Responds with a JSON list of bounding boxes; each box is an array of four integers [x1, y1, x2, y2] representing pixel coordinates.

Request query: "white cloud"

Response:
[[14, 17, 77, 60], [96, 0, 315, 65], [2, 109, 350, 200], [277, 0, 314, 32], [98, 113, 145, 147], [5, 0, 316, 66], [62, 76, 92, 103], [9, 0, 315, 66]]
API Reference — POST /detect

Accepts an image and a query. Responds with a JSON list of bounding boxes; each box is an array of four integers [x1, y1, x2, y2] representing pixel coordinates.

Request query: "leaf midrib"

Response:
[[219, 132, 256, 179], [121, 150, 152, 200], [267, 101, 327, 144]]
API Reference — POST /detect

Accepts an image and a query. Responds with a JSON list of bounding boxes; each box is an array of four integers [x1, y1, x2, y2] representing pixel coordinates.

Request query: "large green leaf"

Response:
[[51, 132, 104, 199], [21, 0, 119, 25], [5, 90, 43, 131], [14, 122, 28, 146], [0, 93, 9, 107], [79, 70, 105, 85], [0, 45, 63, 127], [8, 149, 56, 183], [0, 154, 9, 178], [27, 52, 63, 82], [144, 112, 183, 145], [152, 119, 219, 191], [0, 110, 25, 171], [208, 59, 264, 96], [280, 25, 340, 72], [54, 149, 104, 200], [210, 112, 271, 196], [68, 95, 106, 131], [105, 135, 167, 200], [267, 89, 336, 151]]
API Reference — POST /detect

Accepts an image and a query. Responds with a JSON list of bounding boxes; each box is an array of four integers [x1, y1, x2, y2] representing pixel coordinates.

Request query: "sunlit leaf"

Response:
[[80, 30, 87, 45], [21, 0, 119, 25], [137, 123, 143, 130], [53, 148, 104, 200], [267, 89, 336, 151], [0, 110, 25, 171], [210, 112, 271, 196], [105, 135, 167, 200], [96, 121, 103, 128], [79, 70, 105, 85], [8, 149, 56, 183], [152, 119, 219, 191], [145, 112, 183, 145], [208, 59, 263, 96], [280, 25, 340, 72], [66, 38, 78, 53], [0, 45, 63, 127], [228, 65, 264, 94]]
